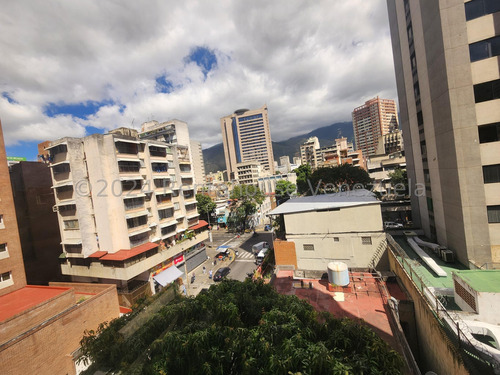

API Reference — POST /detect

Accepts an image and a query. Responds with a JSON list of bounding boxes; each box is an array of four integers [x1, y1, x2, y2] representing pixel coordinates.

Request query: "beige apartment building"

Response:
[[236, 161, 264, 185], [352, 97, 399, 156], [190, 140, 206, 186], [300, 136, 321, 170], [48, 124, 208, 305], [387, 0, 500, 266], [220, 105, 275, 180]]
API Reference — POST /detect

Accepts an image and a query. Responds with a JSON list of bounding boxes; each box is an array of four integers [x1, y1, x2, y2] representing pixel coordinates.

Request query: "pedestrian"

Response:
[[209, 270, 213, 279], [203, 266, 206, 274], [213, 259, 217, 266]]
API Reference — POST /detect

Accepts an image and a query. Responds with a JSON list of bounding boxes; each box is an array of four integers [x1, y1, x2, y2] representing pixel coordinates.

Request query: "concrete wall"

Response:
[[388, 248, 468, 375], [0, 284, 119, 375]]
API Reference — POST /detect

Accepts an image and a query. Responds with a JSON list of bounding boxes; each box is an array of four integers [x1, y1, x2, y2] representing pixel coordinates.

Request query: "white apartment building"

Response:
[[236, 161, 264, 185], [48, 126, 208, 305], [190, 140, 206, 186]]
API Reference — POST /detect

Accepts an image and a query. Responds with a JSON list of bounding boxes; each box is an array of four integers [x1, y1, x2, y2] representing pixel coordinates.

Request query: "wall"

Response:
[[0, 284, 120, 375], [388, 248, 468, 375], [273, 239, 297, 268]]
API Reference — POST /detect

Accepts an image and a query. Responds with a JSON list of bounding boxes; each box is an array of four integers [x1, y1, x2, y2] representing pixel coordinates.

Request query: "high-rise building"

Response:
[[190, 140, 206, 186], [220, 105, 275, 180], [352, 97, 399, 156], [0, 121, 26, 296], [47, 125, 208, 305], [300, 137, 321, 170], [387, 0, 500, 266]]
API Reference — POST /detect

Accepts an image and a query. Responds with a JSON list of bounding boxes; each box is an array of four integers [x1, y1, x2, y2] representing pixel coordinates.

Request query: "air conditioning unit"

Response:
[[52, 205, 59, 212], [441, 249, 455, 263]]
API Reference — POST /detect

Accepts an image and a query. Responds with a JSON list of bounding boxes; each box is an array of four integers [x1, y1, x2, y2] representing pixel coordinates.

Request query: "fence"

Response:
[[387, 235, 499, 374]]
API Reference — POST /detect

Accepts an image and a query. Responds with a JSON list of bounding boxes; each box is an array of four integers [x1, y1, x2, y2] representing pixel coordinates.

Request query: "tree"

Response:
[[293, 164, 312, 195], [228, 184, 265, 230], [275, 179, 296, 205], [388, 168, 409, 196], [80, 280, 404, 374], [196, 193, 216, 222], [308, 164, 372, 195]]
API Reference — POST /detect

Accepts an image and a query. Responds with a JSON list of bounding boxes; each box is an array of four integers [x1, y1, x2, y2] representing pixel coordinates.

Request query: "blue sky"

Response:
[[0, 1, 397, 160]]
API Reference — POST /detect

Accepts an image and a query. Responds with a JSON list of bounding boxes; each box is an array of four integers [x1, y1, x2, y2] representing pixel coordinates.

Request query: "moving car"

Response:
[[252, 241, 270, 255], [213, 267, 230, 281]]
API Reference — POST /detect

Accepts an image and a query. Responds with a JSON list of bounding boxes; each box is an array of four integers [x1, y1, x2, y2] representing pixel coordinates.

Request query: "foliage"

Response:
[[388, 168, 409, 196], [196, 193, 216, 222], [80, 281, 403, 375], [293, 164, 313, 195], [228, 185, 265, 230], [308, 164, 372, 195], [275, 180, 296, 205]]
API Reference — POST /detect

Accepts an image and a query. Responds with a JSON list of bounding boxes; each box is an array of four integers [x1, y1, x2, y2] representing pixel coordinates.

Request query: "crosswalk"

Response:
[[235, 251, 255, 262]]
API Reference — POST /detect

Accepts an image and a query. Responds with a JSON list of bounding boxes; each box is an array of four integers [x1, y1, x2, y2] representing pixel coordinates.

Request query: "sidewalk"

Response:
[[185, 231, 253, 296]]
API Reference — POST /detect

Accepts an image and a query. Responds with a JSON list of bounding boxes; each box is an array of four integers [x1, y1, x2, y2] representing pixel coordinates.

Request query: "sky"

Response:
[[0, 0, 398, 161]]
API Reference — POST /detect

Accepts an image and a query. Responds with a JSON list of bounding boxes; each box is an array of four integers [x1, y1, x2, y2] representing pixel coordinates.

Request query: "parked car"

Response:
[[252, 241, 270, 255], [255, 248, 270, 265], [216, 250, 230, 260], [213, 267, 230, 281], [384, 221, 404, 229]]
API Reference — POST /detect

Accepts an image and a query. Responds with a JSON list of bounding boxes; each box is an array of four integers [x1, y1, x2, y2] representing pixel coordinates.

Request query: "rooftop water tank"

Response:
[[327, 262, 349, 286]]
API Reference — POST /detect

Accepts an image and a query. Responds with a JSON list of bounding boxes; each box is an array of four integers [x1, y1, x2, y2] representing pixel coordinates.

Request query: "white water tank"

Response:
[[327, 262, 349, 286]]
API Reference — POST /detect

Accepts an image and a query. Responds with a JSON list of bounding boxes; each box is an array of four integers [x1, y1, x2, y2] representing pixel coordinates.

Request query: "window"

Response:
[[478, 122, 500, 143], [53, 163, 70, 174], [417, 110, 424, 126], [159, 208, 174, 220], [483, 165, 500, 183], [469, 36, 500, 62], [465, 0, 500, 21], [361, 237, 372, 245], [64, 220, 79, 230], [0, 243, 6, 252], [0, 272, 11, 282], [303, 244, 315, 251], [118, 161, 140, 173], [333, 237, 340, 242], [127, 215, 148, 229], [174, 202, 180, 211], [474, 79, 500, 103], [0, 214, 3, 229], [487, 206, 500, 223]]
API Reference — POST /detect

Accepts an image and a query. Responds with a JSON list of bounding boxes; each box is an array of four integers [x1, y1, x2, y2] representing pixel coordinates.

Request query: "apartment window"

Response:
[[303, 244, 315, 251], [333, 237, 340, 242], [50, 144, 67, 155], [361, 237, 372, 245], [127, 215, 148, 229], [0, 272, 11, 282], [487, 206, 500, 223], [64, 220, 79, 230], [0, 214, 4, 229], [0, 243, 6, 252], [469, 36, 500, 62], [474, 79, 500, 103], [465, 0, 500, 21], [152, 162, 168, 173], [478, 123, 500, 143], [124, 197, 144, 210], [417, 110, 424, 126], [115, 142, 138, 155], [121, 180, 142, 193], [483, 165, 500, 183], [53, 163, 70, 174], [118, 161, 140, 173], [159, 208, 174, 220]]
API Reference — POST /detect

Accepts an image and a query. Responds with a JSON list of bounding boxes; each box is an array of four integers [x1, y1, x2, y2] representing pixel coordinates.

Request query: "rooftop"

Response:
[[453, 270, 500, 293], [0, 285, 71, 322], [268, 189, 379, 215]]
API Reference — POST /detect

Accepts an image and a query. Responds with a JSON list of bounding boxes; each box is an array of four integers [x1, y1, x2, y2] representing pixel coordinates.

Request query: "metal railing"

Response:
[[387, 235, 499, 374]]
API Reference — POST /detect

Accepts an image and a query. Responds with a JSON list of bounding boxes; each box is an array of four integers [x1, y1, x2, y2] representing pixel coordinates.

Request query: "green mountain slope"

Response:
[[203, 121, 354, 174]]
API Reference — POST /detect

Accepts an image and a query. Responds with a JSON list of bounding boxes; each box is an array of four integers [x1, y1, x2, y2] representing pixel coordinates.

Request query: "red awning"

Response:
[[188, 219, 209, 230], [100, 242, 159, 261], [87, 251, 108, 259]]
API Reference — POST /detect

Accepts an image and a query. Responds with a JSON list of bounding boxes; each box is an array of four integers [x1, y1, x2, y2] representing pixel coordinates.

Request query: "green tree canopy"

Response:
[[80, 280, 403, 375], [196, 193, 216, 221], [388, 168, 409, 196], [293, 164, 312, 195], [308, 164, 372, 195], [275, 179, 296, 204], [228, 184, 265, 230]]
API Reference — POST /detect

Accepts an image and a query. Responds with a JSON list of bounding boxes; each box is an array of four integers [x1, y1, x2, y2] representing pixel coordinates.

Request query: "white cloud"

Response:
[[0, 0, 397, 148]]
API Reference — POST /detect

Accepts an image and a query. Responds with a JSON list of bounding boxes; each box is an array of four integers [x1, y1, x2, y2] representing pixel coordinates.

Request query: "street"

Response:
[[186, 228, 273, 295]]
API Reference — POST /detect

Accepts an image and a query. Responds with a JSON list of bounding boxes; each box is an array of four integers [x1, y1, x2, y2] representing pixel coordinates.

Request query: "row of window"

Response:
[[474, 79, 500, 103], [469, 35, 500, 62], [465, 0, 500, 21], [302, 237, 372, 251]]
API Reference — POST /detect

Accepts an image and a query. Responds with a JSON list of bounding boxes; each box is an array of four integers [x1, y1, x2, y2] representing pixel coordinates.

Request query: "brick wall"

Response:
[[0, 284, 120, 375], [274, 239, 297, 268], [0, 120, 27, 296]]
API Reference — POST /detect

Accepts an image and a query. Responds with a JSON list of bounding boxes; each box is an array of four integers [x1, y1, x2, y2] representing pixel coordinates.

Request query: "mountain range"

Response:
[[203, 121, 354, 174]]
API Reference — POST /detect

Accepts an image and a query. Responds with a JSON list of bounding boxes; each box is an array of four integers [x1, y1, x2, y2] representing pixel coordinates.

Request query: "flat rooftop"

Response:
[[273, 270, 404, 355], [0, 285, 71, 322], [454, 270, 500, 293]]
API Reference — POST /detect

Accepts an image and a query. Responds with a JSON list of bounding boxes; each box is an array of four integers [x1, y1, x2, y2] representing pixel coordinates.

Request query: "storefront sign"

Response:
[[173, 254, 184, 265]]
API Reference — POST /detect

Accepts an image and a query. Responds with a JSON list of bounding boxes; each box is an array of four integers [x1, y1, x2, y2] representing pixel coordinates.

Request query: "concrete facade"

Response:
[[387, 0, 500, 266], [47, 125, 207, 304], [190, 140, 206, 186], [221, 105, 275, 179], [0, 120, 26, 296], [236, 161, 263, 185]]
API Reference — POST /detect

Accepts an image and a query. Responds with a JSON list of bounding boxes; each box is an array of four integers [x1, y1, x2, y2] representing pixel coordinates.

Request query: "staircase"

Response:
[[368, 238, 388, 269]]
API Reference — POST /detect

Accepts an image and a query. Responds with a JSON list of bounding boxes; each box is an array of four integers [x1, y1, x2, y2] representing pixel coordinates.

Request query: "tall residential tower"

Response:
[[220, 105, 275, 180], [387, 0, 500, 266]]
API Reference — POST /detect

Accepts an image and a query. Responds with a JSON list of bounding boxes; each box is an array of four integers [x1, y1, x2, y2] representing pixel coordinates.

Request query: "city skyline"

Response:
[[1, 1, 398, 161]]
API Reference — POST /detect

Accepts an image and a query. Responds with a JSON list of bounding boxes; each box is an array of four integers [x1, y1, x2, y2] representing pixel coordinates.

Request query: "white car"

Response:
[[384, 221, 404, 229]]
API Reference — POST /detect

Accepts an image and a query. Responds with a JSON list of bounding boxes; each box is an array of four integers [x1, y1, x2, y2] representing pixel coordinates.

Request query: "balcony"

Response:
[[118, 161, 141, 174], [151, 162, 169, 175]]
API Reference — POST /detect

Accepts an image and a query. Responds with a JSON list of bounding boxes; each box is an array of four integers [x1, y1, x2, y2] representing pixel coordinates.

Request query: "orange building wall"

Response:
[[273, 239, 297, 268]]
